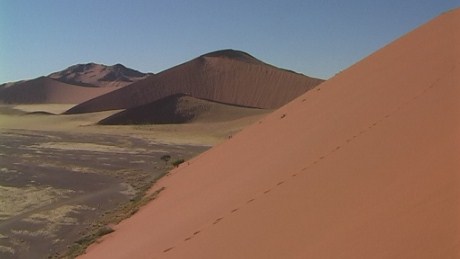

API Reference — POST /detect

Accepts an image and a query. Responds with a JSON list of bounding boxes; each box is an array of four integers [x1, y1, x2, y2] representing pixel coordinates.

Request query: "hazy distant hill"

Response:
[[0, 63, 151, 104], [48, 63, 152, 88]]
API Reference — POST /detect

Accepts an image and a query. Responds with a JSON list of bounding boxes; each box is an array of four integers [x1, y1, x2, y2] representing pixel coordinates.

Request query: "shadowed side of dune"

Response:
[[98, 94, 269, 125], [65, 49, 324, 114]]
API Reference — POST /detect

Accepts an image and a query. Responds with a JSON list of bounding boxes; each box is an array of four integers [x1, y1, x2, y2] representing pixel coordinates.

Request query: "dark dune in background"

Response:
[[65, 50, 324, 114], [98, 94, 269, 125]]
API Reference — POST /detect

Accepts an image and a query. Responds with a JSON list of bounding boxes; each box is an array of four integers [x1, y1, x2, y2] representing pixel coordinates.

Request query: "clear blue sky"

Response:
[[0, 0, 458, 83]]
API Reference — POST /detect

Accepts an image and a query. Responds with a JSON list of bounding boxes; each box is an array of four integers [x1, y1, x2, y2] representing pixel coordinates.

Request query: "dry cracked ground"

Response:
[[0, 129, 208, 258]]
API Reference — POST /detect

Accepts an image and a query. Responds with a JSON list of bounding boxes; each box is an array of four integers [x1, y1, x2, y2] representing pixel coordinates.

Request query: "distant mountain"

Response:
[[48, 63, 152, 88], [65, 49, 324, 114], [0, 63, 152, 104]]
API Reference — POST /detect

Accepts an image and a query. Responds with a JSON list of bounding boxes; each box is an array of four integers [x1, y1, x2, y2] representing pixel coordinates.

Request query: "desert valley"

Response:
[[0, 50, 323, 258], [0, 7, 459, 259]]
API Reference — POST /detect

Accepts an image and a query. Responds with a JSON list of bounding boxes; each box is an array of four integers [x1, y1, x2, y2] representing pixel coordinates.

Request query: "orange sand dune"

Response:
[[66, 50, 323, 114], [0, 77, 118, 104], [81, 8, 459, 259]]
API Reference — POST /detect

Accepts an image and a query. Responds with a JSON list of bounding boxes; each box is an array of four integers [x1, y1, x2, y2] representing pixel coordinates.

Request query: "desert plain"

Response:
[[0, 103, 267, 258]]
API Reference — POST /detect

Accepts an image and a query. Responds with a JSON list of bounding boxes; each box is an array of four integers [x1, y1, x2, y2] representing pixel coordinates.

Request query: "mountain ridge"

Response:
[[47, 63, 152, 88]]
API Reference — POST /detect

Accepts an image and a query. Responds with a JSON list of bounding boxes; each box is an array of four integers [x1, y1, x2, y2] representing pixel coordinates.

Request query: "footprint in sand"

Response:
[[213, 218, 224, 225], [163, 247, 174, 253], [247, 198, 255, 204]]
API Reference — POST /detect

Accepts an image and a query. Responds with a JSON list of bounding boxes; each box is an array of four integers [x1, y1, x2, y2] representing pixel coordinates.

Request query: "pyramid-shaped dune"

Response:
[[81, 9, 459, 258], [66, 50, 323, 114]]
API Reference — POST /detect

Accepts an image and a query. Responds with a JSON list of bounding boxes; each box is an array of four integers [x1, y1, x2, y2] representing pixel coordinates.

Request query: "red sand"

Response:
[[66, 50, 323, 114], [81, 8, 459, 258]]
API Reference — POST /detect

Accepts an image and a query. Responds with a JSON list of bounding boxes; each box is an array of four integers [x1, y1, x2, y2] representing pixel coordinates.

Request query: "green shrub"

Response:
[[172, 159, 185, 167]]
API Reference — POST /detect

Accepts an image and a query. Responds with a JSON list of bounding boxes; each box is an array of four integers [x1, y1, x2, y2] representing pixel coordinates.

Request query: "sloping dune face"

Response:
[[0, 77, 117, 104], [81, 9, 459, 259], [66, 50, 323, 114], [98, 94, 268, 125]]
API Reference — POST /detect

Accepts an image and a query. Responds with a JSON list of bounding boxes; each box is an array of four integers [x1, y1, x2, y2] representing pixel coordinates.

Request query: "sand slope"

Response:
[[81, 8, 459, 259], [66, 50, 323, 114], [0, 77, 117, 104], [98, 94, 269, 125]]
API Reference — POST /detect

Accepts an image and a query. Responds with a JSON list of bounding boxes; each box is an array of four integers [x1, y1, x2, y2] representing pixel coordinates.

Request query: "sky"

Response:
[[0, 0, 458, 84]]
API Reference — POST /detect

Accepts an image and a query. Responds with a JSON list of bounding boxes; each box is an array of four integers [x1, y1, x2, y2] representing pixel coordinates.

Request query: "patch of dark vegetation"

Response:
[[171, 158, 185, 167], [160, 154, 171, 165]]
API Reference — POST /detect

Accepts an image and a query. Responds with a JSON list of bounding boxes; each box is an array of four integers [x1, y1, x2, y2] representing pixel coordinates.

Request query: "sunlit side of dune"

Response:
[[81, 8, 459, 259]]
